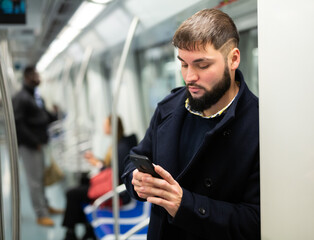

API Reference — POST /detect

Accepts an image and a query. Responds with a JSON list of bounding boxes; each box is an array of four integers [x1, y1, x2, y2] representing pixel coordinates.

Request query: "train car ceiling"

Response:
[[40, 0, 256, 73], [2, 0, 82, 71], [3, 0, 257, 75]]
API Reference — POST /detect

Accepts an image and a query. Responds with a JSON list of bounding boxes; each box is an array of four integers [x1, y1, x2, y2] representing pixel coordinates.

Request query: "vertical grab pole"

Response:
[[61, 58, 73, 114], [74, 47, 93, 173], [111, 16, 139, 240], [0, 35, 20, 240]]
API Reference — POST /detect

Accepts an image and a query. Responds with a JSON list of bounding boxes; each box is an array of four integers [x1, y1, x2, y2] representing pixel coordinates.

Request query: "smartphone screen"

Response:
[[130, 154, 161, 178]]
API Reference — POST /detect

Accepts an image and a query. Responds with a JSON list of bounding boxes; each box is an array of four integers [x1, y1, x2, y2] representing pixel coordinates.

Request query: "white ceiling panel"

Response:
[[78, 29, 106, 51], [94, 7, 133, 47], [124, 0, 204, 29]]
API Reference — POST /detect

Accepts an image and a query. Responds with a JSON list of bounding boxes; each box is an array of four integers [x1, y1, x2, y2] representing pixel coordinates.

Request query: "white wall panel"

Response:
[[111, 53, 146, 141], [258, 0, 314, 239], [86, 61, 110, 158]]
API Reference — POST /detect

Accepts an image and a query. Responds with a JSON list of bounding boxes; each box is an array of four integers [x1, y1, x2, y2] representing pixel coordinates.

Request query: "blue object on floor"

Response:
[[84, 199, 150, 240]]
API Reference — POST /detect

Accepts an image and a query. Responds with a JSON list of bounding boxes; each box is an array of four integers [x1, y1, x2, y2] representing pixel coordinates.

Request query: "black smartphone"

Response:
[[130, 154, 161, 178]]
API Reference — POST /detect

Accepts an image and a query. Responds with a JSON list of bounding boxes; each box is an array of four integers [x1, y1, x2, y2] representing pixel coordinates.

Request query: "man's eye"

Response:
[[198, 64, 209, 69], [181, 64, 188, 68]]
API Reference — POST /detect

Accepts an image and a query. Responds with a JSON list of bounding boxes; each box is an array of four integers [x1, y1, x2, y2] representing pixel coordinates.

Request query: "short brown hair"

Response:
[[172, 9, 239, 52]]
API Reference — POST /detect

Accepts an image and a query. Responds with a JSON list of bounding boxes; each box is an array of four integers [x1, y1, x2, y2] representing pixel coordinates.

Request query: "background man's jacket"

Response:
[[12, 85, 56, 149]]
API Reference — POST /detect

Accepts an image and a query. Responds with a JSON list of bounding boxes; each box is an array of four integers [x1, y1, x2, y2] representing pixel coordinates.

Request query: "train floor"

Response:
[[19, 163, 86, 240]]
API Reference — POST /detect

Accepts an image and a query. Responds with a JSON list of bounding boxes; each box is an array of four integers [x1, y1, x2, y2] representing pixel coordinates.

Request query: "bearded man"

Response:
[[122, 8, 260, 240]]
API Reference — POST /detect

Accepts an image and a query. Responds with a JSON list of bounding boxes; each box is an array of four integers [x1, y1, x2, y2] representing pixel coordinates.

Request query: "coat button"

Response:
[[204, 178, 212, 188], [223, 129, 231, 137], [198, 208, 206, 215]]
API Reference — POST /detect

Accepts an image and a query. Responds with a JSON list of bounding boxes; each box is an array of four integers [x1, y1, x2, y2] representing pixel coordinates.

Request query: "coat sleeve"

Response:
[[171, 151, 260, 240], [117, 135, 137, 180]]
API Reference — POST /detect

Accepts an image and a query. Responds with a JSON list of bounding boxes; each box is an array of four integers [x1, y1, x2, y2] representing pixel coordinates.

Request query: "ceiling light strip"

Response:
[[37, 1, 106, 72]]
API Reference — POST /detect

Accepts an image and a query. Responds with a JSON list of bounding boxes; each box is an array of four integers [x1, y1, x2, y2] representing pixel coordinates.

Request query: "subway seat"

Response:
[[83, 185, 150, 240]]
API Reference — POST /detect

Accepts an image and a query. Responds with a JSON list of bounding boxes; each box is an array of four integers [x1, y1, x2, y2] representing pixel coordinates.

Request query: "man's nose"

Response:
[[185, 67, 198, 83]]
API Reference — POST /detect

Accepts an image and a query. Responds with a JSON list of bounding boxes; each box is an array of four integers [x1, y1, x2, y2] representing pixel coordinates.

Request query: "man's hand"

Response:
[[132, 165, 182, 217], [84, 151, 101, 166]]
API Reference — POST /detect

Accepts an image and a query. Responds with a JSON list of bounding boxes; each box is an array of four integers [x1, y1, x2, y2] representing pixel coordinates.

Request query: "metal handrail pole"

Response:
[[0, 86, 5, 240], [91, 184, 126, 221], [111, 16, 139, 240], [0, 35, 20, 240], [61, 58, 73, 114], [121, 217, 150, 240], [74, 47, 93, 173]]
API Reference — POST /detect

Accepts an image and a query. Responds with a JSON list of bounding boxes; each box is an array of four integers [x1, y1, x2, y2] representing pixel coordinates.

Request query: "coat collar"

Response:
[[212, 69, 247, 131], [157, 86, 186, 121]]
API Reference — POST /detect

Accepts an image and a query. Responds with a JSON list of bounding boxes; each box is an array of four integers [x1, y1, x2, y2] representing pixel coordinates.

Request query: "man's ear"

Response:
[[229, 48, 240, 70]]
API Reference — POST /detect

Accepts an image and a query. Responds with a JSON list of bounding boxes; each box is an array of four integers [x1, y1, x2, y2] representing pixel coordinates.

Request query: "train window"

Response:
[[137, 43, 180, 121], [238, 28, 258, 96]]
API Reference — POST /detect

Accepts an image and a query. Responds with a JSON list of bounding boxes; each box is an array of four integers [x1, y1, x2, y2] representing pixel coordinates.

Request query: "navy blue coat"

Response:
[[122, 70, 260, 240]]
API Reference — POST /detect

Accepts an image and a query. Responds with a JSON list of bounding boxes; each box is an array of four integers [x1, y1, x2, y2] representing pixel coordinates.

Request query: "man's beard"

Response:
[[186, 66, 231, 112]]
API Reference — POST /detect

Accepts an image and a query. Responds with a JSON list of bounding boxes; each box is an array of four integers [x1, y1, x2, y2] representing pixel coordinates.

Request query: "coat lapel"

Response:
[[155, 88, 187, 179]]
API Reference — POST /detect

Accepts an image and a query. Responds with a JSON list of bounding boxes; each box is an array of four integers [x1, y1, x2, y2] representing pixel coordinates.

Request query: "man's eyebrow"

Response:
[[193, 58, 214, 63], [177, 56, 185, 62], [177, 56, 214, 63]]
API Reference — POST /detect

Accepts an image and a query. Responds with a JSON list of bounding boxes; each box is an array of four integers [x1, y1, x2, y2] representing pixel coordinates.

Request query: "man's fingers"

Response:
[[154, 165, 177, 185], [133, 165, 182, 217], [146, 195, 180, 217]]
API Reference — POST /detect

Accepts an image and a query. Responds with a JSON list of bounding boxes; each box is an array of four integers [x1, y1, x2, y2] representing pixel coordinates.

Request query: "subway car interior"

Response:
[[1, 0, 314, 239]]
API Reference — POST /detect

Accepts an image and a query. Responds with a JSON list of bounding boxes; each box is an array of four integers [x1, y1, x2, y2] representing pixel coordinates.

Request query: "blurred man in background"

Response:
[[12, 66, 62, 226]]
